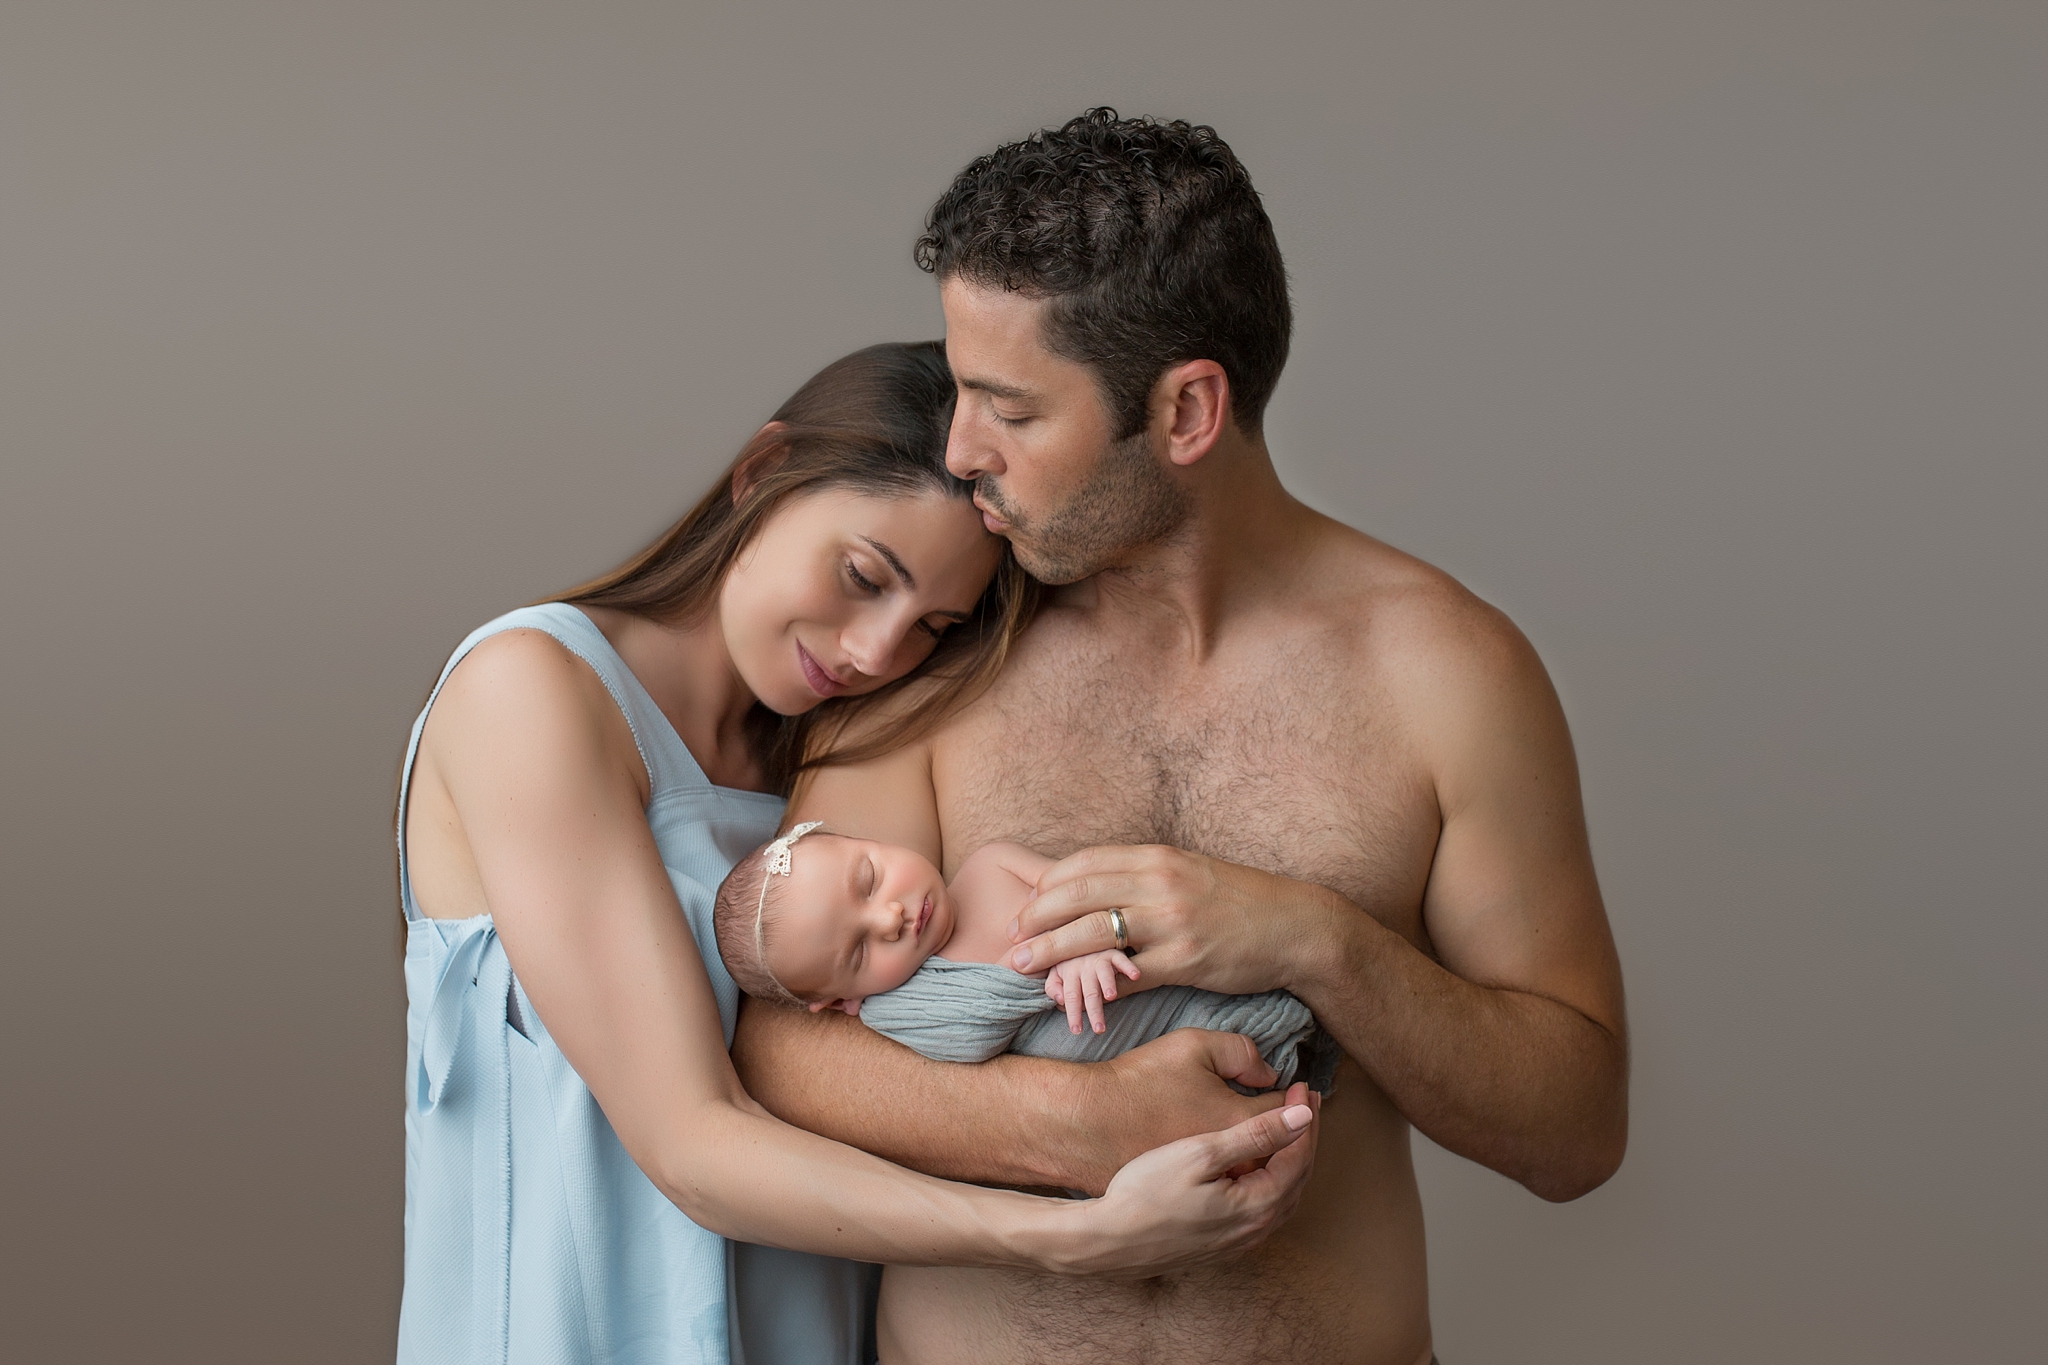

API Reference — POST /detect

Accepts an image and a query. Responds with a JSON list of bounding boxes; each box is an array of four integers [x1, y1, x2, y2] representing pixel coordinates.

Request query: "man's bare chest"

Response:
[[931, 640, 1439, 918]]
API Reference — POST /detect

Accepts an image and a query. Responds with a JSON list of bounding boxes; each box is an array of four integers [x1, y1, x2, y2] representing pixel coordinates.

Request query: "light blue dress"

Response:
[[396, 604, 873, 1365]]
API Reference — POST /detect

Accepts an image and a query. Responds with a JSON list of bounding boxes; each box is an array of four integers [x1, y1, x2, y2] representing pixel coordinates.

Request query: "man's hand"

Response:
[[734, 998, 1294, 1194], [1069, 1027, 1291, 1192], [1009, 844, 1338, 997]]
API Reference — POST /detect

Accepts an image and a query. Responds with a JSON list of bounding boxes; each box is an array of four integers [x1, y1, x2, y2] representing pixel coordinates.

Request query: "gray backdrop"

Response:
[[2, 3, 2041, 1361]]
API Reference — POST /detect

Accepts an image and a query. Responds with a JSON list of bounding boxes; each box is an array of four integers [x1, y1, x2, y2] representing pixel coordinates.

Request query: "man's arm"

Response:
[[732, 725, 1285, 1195], [734, 1001, 1284, 1195], [1011, 597, 1628, 1201], [1345, 597, 1626, 1199]]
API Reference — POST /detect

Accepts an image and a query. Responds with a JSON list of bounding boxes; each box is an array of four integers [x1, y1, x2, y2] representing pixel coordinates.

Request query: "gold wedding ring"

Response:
[[1107, 907, 1130, 951]]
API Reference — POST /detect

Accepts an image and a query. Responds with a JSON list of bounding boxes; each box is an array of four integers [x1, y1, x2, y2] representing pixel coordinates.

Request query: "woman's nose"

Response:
[[843, 615, 908, 678]]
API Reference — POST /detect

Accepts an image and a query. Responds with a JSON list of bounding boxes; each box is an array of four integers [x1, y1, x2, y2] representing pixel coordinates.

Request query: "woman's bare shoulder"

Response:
[[420, 627, 645, 795]]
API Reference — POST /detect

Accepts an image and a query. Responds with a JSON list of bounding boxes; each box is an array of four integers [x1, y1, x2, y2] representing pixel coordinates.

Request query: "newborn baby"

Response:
[[713, 822, 1337, 1094]]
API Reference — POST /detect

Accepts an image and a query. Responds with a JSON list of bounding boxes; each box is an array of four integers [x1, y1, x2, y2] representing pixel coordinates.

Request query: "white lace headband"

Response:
[[754, 821, 824, 1003]]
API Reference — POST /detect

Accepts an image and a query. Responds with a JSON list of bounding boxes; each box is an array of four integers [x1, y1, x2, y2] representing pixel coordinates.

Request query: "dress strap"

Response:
[[395, 603, 711, 921]]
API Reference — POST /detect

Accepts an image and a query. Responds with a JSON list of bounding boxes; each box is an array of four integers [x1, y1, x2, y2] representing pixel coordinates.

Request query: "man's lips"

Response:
[[796, 642, 847, 698], [973, 497, 1012, 533]]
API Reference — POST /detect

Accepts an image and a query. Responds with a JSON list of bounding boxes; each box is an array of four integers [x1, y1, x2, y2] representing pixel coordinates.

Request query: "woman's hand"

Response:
[[1043, 949, 1140, 1034], [1057, 1082, 1320, 1277]]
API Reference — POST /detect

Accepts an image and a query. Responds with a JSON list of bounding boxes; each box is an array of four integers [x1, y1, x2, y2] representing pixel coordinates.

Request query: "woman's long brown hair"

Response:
[[558, 340, 1038, 793]]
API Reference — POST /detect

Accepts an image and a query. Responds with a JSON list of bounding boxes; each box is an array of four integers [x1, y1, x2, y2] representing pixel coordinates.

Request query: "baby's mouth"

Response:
[[913, 896, 932, 939]]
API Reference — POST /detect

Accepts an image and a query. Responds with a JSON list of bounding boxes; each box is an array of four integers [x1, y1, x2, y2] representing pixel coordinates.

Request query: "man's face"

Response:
[[940, 278, 1188, 584]]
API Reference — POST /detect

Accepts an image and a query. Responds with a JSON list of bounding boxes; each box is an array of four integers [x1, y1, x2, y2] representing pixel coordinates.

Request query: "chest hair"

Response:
[[935, 619, 1435, 916]]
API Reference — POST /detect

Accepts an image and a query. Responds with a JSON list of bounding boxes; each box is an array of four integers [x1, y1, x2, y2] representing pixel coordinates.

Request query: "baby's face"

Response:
[[769, 834, 956, 1014]]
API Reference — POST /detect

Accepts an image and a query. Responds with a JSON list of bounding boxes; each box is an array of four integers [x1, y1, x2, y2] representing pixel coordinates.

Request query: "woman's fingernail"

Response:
[[1282, 1105, 1313, 1131], [1011, 948, 1032, 969]]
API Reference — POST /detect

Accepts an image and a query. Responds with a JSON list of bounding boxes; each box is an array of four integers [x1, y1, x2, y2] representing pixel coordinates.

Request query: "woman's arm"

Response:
[[414, 630, 1316, 1270]]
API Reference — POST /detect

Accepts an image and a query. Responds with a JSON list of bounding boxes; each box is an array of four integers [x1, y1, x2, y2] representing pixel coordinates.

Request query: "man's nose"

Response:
[[945, 404, 1000, 482]]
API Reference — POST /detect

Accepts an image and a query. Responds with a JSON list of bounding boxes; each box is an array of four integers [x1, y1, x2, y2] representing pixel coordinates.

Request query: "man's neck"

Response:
[[1075, 427, 1326, 661]]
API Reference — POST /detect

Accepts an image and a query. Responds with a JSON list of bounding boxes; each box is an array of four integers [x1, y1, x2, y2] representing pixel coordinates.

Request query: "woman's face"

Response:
[[718, 486, 1003, 715]]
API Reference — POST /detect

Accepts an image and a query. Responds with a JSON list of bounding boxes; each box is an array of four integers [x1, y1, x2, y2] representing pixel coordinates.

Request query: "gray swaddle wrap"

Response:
[[857, 956, 1340, 1093]]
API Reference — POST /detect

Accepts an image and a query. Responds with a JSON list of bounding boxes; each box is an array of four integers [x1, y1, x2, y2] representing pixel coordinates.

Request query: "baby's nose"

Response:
[[874, 900, 909, 940]]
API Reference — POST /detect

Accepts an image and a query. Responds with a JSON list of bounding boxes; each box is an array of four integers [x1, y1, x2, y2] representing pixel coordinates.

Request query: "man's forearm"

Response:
[[1293, 892, 1629, 1201], [735, 998, 1296, 1197], [732, 998, 1114, 1190]]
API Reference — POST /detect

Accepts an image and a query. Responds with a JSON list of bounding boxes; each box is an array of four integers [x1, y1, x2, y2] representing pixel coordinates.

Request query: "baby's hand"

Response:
[[1043, 949, 1140, 1035]]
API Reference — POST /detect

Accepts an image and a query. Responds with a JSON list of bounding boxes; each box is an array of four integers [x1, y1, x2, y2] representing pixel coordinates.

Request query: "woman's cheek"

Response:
[[896, 633, 938, 679]]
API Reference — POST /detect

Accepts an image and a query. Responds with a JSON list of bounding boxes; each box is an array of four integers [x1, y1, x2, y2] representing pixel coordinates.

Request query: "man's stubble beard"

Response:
[[982, 430, 1192, 586]]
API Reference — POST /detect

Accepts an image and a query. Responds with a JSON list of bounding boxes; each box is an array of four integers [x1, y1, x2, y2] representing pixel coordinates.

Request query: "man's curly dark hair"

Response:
[[916, 108, 1292, 438]]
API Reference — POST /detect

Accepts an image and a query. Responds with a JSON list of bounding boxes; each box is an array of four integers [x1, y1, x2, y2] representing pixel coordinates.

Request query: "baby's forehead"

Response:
[[792, 831, 859, 869], [780, 832, 861, 896]]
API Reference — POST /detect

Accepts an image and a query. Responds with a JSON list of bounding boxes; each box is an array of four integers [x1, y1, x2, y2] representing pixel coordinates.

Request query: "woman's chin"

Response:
[[740, 679, 821, 718], [772, 691, 827, 717], [749, 669, 888, 717]]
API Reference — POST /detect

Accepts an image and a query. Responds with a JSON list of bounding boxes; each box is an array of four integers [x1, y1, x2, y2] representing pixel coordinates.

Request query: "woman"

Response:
[[395, 341, 1314, 1364]]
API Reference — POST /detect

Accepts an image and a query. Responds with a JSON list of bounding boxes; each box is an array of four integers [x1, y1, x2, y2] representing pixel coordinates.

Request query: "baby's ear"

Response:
[[805, 999, 836, 1014], [837, 997, 863, 1016]]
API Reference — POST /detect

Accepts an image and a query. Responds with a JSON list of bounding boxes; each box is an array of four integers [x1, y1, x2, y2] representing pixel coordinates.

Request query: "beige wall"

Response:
[[2, 3, 2041, 1360]]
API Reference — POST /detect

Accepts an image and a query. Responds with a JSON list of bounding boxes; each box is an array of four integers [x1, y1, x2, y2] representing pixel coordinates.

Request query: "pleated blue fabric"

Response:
[[395, 603, 872, 1364]]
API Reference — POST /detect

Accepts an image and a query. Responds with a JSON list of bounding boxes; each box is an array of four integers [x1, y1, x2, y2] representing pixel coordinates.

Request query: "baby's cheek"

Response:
[[875, 955, 925, 995]]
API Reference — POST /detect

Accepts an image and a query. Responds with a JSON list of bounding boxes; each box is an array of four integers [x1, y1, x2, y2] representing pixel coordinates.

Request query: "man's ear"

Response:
[[1155, 361, 1230, 468], [731, 420, 791, 503]]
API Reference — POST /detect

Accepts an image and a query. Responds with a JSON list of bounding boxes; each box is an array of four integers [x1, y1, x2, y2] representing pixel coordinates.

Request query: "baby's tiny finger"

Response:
[[1083, 976, 1107, 1033]]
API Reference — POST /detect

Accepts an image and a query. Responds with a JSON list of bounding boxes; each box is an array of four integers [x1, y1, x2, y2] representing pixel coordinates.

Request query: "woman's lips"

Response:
[[796, 642, 846, 698]]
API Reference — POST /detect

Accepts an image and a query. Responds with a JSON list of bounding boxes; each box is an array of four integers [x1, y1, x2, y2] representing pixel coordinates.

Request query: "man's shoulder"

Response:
[[1301, 516, 1531, 676]]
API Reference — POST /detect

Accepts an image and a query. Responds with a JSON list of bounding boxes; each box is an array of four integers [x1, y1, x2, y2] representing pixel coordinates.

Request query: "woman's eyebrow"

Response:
[[858, 536, 916, 589], [858, 536, 975, 621]]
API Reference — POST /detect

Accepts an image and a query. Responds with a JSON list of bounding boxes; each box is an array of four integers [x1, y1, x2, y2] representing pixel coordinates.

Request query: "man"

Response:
[[735, 108, 1628, 1365]]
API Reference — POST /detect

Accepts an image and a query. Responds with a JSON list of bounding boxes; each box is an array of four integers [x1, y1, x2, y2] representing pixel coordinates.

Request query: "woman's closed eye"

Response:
[[847, 560, 945, 639], [845, 559, 886, 596]]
